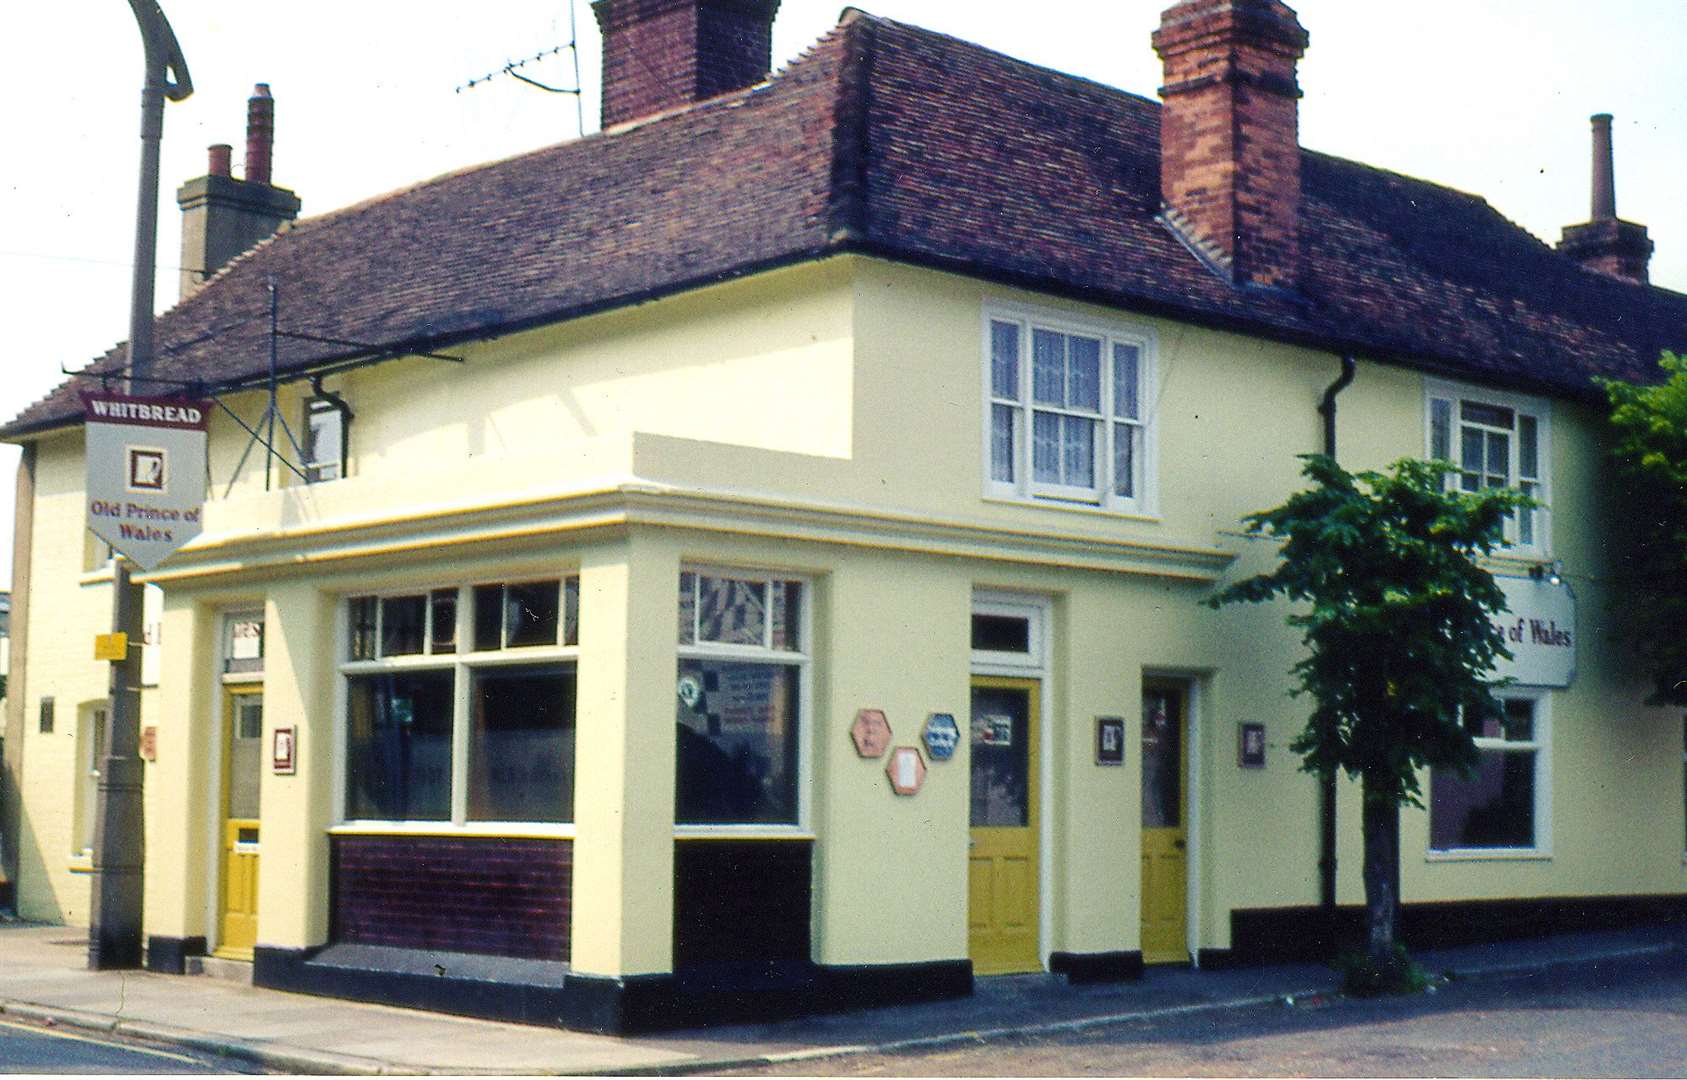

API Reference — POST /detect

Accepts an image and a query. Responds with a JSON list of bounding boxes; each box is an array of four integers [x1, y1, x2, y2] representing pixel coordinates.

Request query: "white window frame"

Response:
[[983, 303, 1158, 516], [1427, 688, 1552, 860], [302, 397, 346, 484], [74, 702, 109, 857], [675, 566, 813, 838], [333, 577, 580, 837], [1425, 379, 1551, 556]]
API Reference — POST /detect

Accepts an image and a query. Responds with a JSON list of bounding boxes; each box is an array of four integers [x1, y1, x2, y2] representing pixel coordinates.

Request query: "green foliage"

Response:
[[1208, 455, 1531, 807], [1598, 353, 1687, 707], [1335, 943, 1432, 996]]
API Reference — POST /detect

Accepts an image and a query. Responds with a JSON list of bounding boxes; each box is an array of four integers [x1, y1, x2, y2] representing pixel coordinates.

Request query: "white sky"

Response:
[[3, 0, 1684, 590]]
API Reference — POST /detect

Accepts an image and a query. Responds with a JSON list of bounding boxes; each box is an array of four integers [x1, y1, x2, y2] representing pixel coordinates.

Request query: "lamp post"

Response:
[[89, 0, 192, 972]]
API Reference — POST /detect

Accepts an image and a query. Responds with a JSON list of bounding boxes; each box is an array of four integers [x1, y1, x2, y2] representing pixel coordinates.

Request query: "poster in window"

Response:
[[1238, 722, 1267, 769], [1095, 716, 1125, 766]]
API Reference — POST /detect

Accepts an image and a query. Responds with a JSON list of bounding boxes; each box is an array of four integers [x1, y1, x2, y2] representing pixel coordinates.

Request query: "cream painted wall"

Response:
[[10, 252, 1682, 975]]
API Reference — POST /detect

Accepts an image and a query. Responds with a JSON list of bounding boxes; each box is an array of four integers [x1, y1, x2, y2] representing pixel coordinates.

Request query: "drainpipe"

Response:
[[1314, 355, 1357, 915]]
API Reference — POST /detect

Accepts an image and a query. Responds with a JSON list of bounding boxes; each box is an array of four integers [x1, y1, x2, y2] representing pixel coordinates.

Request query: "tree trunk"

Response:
[[1360, 776, 1401, 966]]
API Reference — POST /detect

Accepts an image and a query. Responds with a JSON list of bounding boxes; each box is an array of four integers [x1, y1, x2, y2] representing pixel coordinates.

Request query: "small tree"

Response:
[[1599, 352, 1687, 707], [1208, 455, 1529, 986]]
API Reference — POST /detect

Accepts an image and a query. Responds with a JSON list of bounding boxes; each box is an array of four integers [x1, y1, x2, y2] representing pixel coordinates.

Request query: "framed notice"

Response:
[[1238, 722, 1267, 769], [1095, 716, 1125, 766], [272, 727, 297, 775]]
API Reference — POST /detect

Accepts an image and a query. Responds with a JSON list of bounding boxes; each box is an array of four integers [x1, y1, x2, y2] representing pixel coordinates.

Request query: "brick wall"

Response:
[[595, 0, 778, 128], [1153, 0, 1308, 289], [331, 835, 571, 961]]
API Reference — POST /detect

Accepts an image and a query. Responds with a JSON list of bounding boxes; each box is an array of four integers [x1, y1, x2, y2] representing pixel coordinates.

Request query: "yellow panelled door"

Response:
[[1140, 683, 1189, 964], [217, 687, 264, 960], [968, 677, 1040, 975]]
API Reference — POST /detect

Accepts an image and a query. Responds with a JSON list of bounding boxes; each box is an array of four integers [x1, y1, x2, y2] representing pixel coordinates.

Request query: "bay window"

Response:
[[342, 577, 578, 827], [986, 307, 1154, 512], [1429, 693, 1549, 854], [675, 570, 808, 827]]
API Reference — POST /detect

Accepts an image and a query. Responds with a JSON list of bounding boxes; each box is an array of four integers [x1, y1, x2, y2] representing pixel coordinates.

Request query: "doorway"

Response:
[[968, 675, 1041, 974], [1140, 681, 1189, 964], [216, 685, 263, 959]]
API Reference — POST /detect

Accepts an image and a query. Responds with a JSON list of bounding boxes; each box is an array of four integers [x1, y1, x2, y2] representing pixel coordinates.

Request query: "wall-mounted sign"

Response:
[[1095, 716, 1125, 766], [1238, 722, 1267, 769], [1492, 576, 1576, 688], [922, 712, 959, 761], [973, 714, 1014, 748], [886, 746, 927, 795], [139, 726, 158, 763], [272, 727, 297, 775], [93, 632, 129, 662], [82, 392, 211, 571], [851, 708, 892, 758]]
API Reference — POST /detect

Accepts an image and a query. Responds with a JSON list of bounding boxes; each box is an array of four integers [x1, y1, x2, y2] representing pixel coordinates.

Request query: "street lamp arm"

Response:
[[126, 0, 193, 101]]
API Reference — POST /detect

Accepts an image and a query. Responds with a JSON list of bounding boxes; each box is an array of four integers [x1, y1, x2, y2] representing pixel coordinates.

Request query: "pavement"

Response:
[[0, 919, 1682, 1076]]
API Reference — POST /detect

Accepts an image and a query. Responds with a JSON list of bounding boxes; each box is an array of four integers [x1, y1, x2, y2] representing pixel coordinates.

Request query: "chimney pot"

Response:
[[207, 144, 232, 178], [246, 83, 274, 185], [1590, 113, 1616, 221]]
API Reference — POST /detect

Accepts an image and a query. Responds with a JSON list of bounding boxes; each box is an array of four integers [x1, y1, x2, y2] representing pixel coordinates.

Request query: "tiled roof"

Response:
[[7, 10, 1685, 437]]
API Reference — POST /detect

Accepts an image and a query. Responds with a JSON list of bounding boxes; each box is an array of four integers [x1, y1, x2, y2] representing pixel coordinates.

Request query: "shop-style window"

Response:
[[1429, 694, 1549, 853], [985, 308, 1154, 513], [342, 577, 579, 826], [1427, 381, 1549, 552], [675, 570, 807, 826]]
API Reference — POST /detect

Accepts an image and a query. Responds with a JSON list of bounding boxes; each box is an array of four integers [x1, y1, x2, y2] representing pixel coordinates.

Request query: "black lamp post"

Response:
[[89, 0, 192, 972]]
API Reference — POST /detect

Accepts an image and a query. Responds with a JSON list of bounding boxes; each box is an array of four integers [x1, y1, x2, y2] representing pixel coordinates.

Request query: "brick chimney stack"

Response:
[[593, 0, 780, 129], [1153, 0, 1310, 291], [1558, 114, 1652, 285], [176, 84, 301, 300]]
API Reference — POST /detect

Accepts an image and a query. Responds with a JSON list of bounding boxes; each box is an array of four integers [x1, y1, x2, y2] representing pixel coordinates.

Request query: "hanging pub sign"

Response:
[[1491, 575, 1576, 688], [82, 392, 211, 571]]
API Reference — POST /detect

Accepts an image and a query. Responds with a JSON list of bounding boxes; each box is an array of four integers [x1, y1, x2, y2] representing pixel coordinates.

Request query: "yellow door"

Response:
[[217, 687, 263, 959], [1140, 683, 1189, 964], [968, 677, 1040, 975]]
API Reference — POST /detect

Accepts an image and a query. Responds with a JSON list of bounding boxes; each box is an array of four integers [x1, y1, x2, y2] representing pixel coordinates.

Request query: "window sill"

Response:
[[329, 822, 576, 841], [982, 494, 1159, 524], [68, 853, 94, 875], [1425, 848, 1552, 863], [674, 827, 815, 841]]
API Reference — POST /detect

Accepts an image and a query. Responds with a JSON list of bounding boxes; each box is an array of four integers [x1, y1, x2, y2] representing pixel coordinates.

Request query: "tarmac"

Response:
[[0, 918, 1682, 1075]]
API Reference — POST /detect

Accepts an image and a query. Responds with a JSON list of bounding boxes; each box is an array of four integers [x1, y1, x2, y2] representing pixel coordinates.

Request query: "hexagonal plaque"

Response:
[[886, 746, 927, 796], [850, 708, 892, 758], [922, 712, 959, 761]]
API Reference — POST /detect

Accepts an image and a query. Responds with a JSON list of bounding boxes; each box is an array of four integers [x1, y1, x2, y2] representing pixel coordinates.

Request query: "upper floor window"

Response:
[[985, 308, 1154, 513], [1426, 381, 1549, 552], [302, 397, 347, 484]]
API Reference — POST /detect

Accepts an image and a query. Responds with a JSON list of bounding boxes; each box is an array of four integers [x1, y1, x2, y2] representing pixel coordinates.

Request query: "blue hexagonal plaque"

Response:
[[922, 712, 960, 762]]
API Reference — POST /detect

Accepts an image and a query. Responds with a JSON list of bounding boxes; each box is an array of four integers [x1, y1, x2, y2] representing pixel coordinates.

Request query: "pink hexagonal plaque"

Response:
[[850, 708, 892, 758]]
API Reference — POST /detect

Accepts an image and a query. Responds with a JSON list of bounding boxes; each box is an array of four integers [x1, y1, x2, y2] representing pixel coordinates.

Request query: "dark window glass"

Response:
[[1430, 750, 1535, 849], [468, 664, 576, 823], [1461, 401, 1515, 429], [675, 659, 799, 825], [677, 572, 696, 644], [770, 581, 801, 651], [504, 580, 560, 648], [348, 596, 377, 660], [380, 595, 426, 656], [970, 685, 1031, 827], [563, 576, 580, 647], [972, 613, 1030, 653], [430, 589, 457, 654], [39, 696, 54, 734], [473, 585, 503, 651], [345, 669, 455, 821], [698, 576, 767, 646], [1141, 688, 1182, 828]]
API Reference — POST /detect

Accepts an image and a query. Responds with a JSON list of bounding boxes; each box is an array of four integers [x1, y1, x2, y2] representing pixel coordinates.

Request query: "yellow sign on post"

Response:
[[94, 632, 129, 662]]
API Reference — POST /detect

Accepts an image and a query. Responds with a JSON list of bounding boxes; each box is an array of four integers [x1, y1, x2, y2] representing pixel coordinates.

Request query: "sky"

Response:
[[2, 0, 1684, 590]]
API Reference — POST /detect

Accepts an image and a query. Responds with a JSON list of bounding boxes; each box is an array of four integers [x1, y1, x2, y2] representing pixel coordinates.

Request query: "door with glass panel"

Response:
[[968, 676, 1040, 974], [217, 686, 264, 959], [1140, 683, 1189, 964]]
